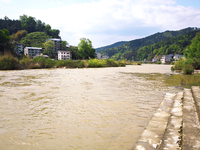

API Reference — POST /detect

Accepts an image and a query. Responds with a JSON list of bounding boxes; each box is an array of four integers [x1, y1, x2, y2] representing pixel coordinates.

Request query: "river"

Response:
[[0, 64, 182, 150]]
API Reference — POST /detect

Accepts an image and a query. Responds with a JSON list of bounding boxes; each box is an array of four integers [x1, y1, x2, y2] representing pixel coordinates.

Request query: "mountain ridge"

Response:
[[96, 27, 200, 61]]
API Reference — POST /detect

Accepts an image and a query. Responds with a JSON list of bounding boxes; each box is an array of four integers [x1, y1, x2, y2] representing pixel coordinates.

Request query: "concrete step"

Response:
[[133, 87, 200, 150], [159, 91, 183, 150], [133, 93, 176, 150], [182, 88, 200, 150], [191, 86, 200, 122]]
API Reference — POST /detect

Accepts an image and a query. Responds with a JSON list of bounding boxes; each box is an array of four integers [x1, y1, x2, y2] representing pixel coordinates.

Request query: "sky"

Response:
[[1, 0, 200, 48]]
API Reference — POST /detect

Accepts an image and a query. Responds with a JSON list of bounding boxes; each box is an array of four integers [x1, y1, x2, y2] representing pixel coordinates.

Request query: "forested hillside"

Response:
[[20, 32, 52, 47], [99, 27, 200, 61], [96, 41, 127, 53], [0, 15, 60, 38]]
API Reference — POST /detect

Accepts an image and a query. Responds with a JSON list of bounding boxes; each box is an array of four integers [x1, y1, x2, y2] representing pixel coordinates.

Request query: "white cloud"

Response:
[[24, 0, 200, 47], [0, 0, 11, 3]]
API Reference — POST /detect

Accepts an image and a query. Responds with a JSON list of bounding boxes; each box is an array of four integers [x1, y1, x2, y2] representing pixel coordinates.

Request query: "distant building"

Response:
[[161, 55, 172, 64], [152, 57, 158, 62], [46, 38, 62, 54], [14, 43, 23, 55], [173, 54, 182, 61], [58, 50, 71, 60], [102, 54, 109, 59], [33, 54, 49, 59], [95, 52, 101, 59], [24, 47, 43, 58]]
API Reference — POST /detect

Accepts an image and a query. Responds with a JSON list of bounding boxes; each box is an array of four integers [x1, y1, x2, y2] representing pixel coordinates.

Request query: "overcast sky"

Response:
[[1, 0, 200, 48]]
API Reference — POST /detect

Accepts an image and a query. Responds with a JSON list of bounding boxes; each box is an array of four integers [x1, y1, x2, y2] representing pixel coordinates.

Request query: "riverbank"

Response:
[[0, 54, 140, 70]]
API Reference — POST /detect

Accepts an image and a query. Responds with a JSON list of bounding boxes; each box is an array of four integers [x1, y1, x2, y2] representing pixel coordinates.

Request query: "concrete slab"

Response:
[[192, 86, 200, 122], [133, 93, 175, 150], [160, 91, 183, 150], [182, 89, 200, 150]]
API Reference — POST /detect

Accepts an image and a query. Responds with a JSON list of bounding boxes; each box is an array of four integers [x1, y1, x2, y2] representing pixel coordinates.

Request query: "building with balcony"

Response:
[[24, 47, 43, 58], [14, 43, 23, 55], [58, 50, 71, 60], [46, 38, 62, 54]]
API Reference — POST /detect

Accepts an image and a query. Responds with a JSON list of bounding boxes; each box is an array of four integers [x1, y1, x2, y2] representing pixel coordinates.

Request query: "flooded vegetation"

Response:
[[0, 64, 199, 150]]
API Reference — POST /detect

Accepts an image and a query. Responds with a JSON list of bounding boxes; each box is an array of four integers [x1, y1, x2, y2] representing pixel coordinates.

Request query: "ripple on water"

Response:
[[0, 65, 184, 150]]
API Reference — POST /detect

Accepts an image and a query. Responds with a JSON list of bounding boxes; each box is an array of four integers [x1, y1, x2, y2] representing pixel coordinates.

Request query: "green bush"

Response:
[[87, 58, 106, 67], [0, 55, 20, 70], [182, 59, 194, 74], [171, 66, 175, 72], [155, 61, 161, 64], [183, 64, 194, 75], [174, 58, 185, 70], [31, 56, 56, 68], [137, 61, 142, 65], [106, 59, 119, 67]]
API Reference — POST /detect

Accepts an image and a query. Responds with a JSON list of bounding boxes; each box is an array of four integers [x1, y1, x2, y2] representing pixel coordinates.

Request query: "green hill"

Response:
[[20, 32, 52, 48], [99, 27, 200, 61], [95, 41, 127, 53]]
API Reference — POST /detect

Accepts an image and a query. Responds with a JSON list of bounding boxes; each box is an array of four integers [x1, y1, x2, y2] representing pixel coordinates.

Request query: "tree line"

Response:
[[0, 15, 60, 38]]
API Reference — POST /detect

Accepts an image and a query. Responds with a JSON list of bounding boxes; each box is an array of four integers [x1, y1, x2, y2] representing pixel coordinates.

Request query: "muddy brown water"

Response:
[[0, 65, 184, 150]]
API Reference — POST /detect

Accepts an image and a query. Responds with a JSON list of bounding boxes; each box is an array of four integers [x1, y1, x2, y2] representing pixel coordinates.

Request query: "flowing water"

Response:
[[0, 64, 183, 150]]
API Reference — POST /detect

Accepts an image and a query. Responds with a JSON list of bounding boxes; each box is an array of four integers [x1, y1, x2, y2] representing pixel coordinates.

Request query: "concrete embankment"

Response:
[[133, 86, 200, 150]]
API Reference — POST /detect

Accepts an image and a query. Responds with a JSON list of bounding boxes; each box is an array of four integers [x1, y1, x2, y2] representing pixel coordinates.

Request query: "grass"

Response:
[[0, 55, 133, 70]]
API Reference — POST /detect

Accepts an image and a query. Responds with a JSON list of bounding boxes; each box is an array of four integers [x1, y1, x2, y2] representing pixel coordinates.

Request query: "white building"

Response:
[[46, 38, 62, 54], [161, 55, 172, 64], [102, 54, 109, 59], [14, 43, 23, 55], [173, 54, 182, 61], [58, 50, 71, 60], [152, 57, 158, 62], [24, 47, 43, 58], [95, 52, 101, 59]]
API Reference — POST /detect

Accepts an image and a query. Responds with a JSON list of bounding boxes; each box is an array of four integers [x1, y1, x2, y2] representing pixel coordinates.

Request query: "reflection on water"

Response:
[[0, 65, 186, 150]]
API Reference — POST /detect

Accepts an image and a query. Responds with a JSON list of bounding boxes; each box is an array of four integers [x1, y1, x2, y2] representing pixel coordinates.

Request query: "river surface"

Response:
[[0, 64, 182, 150]]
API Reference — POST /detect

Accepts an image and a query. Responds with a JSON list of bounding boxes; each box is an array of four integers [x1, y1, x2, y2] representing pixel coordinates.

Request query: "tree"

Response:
[[78, 38, 95, 59], [184, 32, 200, 59], [184, 32, 200, 69], [0, 29, 10, 54], [60, 41, 68, 50], [69, 46, 80, 60], [36, 20, 45, 32], [20, 15, 36, 33], [11, 30, 27, 42], [43, 40, 54, 56]]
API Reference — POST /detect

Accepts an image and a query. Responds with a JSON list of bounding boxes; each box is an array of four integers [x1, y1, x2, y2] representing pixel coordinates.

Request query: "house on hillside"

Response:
[[152, 57, 158, 62], [24, 47, 43, 58], [46, 38, 62, 54], [14, 43, 23, 55], [173, 54, 182, 61], [58, 50, 71, 60], [161, 55, 172, 64], [102, 54, 109, 59]]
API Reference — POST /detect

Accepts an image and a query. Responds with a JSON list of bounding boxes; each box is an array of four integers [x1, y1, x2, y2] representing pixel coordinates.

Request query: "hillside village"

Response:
[[15, 39, 110, 61], [15, 38, 182, 64]]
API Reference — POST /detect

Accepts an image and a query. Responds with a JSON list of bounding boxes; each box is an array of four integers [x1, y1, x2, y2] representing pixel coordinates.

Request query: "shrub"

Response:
[[174, 58, 185, 70], [31, 56, 56, 68], [106, 59, 119, 67], [137, 61, 142, 65], [171, 66, 175, 72], [0, 55, 20, 70], [182, 59, 194, 75], [88, 58, 106, 67], [155, 61, 161, 64], [183, 64, 194, 75]]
